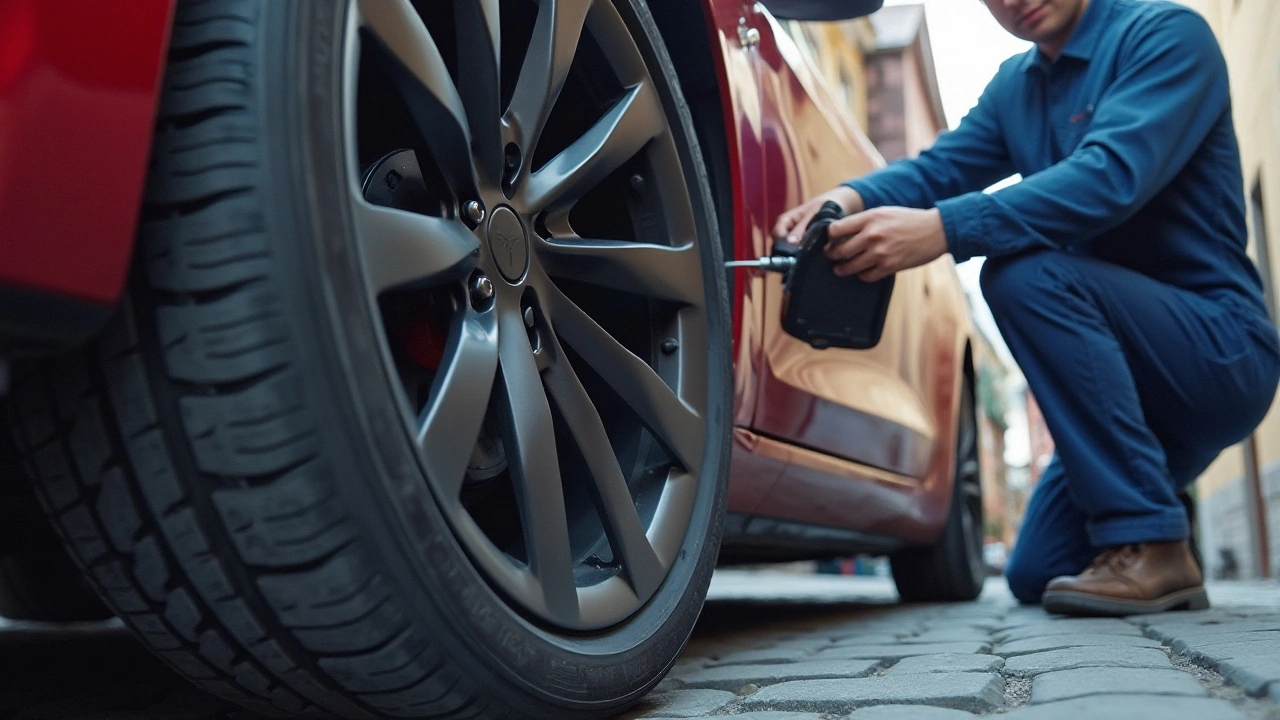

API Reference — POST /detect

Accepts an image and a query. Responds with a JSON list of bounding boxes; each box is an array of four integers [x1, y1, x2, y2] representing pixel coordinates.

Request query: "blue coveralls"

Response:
[[845, 0, 1280, 602]]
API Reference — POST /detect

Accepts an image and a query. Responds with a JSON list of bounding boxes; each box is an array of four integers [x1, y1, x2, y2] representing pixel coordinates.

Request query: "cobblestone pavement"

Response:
[[1, 573, 1278, 719], [620, 571, 1280, 720]]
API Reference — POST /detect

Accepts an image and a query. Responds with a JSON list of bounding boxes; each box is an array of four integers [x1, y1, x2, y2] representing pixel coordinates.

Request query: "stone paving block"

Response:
[[900, 629, 993, 644], [671, 655, 711, 672], [635, 714, 824, 720], [674, 658, 879, 691], [828, 632, 909, 645], [1127, 610, 1238, 628], [996, 632, 1162, 657], [819, 641, 992, 659], [995, 618, 1142, 643], [1213, 653, 1280, 696], [1143, 620, 1280, 642], [740, 672, 1003, 714], [1183, 639, 1280, 667], [618, 689, 736, 718], [1001, 694, 1248, 720], [1028, 666, 1207, 704], [1002, 645, 1173, 677], [706, 647, 811, 667], [922, 616, 1001, 626], [885, 654, 1004, 676], [1169, 630, 1280, 654], [998, 613, 1063, 630], [696, 707, 824, 712], [845, 706, 977, 719]]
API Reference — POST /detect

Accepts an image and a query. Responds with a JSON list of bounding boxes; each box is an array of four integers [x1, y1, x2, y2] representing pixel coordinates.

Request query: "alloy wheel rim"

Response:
[[339, 0, 711, 631]]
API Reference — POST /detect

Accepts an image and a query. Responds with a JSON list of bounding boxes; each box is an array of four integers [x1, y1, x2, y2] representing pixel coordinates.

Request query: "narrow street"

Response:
[[629, 571, 1280, 719], [2, 571, 1279, 719]]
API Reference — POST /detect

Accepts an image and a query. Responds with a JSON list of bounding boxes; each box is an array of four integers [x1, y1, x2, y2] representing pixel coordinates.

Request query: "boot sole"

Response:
[[1042, 585, 1210, 617]]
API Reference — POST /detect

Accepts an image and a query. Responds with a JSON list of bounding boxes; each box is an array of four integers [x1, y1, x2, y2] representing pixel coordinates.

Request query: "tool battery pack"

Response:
[[775, 201, 894, 350]]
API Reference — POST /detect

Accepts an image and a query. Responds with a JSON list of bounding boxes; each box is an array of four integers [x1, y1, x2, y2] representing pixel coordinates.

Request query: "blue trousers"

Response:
[[981, 251, 1280, 603]]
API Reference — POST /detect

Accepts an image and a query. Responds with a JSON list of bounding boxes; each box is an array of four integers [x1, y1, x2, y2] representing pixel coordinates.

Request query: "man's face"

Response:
[[983, 0, 1088, 47]]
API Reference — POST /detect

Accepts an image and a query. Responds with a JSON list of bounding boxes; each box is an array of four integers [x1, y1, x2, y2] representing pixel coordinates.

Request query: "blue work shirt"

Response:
[[846, 0, 1268, 315]]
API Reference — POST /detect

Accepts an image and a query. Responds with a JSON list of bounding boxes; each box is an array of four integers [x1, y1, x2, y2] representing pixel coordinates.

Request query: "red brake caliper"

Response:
[[391, 291, 448, 372]]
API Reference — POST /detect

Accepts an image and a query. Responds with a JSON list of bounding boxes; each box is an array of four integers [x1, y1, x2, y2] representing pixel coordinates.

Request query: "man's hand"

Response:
[[825, 207, 948, 282], [773, 185, 865, 246]]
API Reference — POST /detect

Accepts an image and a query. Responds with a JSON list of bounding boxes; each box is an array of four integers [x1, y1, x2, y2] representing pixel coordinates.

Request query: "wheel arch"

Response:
[[950, 337, 979, 512], [645, 0, 737, 270], [0, 0, 175, 353]]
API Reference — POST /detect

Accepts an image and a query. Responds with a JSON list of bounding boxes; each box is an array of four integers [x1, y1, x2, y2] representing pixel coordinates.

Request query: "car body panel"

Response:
[[0, 0, 174, 307], [703, 0, 971, 547]]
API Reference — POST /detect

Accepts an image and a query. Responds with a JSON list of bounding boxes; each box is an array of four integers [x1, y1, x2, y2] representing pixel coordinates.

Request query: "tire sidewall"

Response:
[[262, 0, 731, 713]]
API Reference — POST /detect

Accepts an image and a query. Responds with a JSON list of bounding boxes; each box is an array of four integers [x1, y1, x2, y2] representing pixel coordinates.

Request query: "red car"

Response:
[[0, 0, 978, 718]]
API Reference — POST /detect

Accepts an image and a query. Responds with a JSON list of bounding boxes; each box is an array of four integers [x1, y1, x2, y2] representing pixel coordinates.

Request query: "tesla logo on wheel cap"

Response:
[[487, 206, 529, 284]]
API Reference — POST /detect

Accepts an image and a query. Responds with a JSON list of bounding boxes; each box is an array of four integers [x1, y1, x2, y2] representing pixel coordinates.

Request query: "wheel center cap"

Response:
[[487, 206, 529, 284]]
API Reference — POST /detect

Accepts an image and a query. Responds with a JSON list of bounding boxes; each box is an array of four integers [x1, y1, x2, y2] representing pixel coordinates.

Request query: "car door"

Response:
[[744, 6, 941, 481]]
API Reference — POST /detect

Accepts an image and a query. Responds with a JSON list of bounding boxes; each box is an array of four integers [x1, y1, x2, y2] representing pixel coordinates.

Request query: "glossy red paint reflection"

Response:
[[703, 0, 972, 546], [0, 0, 174, 305]]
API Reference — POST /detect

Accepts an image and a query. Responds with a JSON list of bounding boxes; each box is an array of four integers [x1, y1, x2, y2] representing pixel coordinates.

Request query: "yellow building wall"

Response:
[[1172, 1, 1280, 577], [1183, 1, 1280, 494], [793, 20, 875, 132], [901, 49, 941, 157]]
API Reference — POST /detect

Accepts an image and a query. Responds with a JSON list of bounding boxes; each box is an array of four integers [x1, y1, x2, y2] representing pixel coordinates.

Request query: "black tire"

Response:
[[890, 376, 984, 602], [8, 0, 731, 717], [0, 434, 111, 622]]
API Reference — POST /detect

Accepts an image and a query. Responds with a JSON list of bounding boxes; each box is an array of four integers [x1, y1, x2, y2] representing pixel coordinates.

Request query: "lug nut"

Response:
[[464, 200, 486, 227], [470, 274, 494, 307], [523, 306, 536, 328], [661, 338, 679, 354]]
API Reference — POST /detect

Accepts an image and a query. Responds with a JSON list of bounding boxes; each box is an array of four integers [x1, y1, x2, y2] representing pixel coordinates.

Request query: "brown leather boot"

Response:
[[1041, 540, 1210, 616]]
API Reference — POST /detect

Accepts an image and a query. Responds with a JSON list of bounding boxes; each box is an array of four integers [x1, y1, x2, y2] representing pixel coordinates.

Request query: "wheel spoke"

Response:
[[541, 283, 703, 472], [536, 236, 702, 306], [416, 305, 499, 498], [543, 334, 665, 599], [505, 0, 593, 158], [352, 197, 479, 293], [496, 311, 579, 623], [522, 82, 664, 213], [358, 0, 478, 196], [454, 0, 503, 183]]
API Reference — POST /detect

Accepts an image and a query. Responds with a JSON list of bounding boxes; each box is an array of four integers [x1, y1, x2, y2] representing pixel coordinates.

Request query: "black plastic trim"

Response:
[[718, 511, 909, 564], [759, 0, 884, 21], [0, 284, 112, 356]]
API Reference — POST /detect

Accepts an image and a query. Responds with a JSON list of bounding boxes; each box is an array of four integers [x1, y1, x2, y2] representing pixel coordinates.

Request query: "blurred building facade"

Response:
[[862, 5, 947, 163], [781, 16, 876, 131], [972, 325, 1016, 548], [1175, 0, 1280, 580], [1025, 393, 1054, 488]]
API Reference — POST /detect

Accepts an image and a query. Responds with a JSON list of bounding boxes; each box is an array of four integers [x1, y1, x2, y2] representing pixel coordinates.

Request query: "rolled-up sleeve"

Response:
[[937, 10, 1229, 262], [845, 68, 1014, 216]]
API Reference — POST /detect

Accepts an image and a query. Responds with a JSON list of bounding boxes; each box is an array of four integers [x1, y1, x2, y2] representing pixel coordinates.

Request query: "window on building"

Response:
[[1250, 175, 1275, 320]]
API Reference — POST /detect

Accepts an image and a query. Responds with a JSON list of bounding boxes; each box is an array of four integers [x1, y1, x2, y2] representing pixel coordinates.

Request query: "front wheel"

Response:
[[10, 0, 731, 717], [890, 376, 985, 602]]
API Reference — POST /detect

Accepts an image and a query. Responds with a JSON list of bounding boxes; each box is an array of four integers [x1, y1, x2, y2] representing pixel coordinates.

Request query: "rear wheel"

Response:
[[9, 0, 730, 717], [890, 376, 984, 602]]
